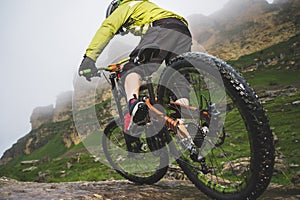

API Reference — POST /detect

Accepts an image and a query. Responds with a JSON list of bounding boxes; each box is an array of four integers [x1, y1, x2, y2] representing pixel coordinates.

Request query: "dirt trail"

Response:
[[0, 178, 299, 200]]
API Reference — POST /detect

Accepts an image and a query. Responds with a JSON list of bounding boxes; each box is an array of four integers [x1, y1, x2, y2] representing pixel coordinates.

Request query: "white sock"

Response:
[[175, 98, 189, 106]]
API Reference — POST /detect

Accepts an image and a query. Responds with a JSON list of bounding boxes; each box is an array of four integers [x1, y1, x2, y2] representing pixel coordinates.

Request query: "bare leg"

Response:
[[124, 72, 141, 101], [123, 72, 146, 132]]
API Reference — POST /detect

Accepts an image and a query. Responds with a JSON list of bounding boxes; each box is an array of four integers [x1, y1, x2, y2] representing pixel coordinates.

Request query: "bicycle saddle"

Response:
[[134, 44, 160, 64]]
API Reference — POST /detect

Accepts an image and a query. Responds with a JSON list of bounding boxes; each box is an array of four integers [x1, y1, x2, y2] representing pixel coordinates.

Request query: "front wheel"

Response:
[[102, 119, 169, 184], [157, 52, 275, 199]]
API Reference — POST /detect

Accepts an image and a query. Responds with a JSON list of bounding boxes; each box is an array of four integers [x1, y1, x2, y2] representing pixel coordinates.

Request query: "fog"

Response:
[[0, 0, 273, 157]]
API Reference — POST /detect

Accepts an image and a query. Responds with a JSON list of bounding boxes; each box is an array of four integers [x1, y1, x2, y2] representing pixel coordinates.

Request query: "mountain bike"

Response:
[[80, 49, 275, 200]]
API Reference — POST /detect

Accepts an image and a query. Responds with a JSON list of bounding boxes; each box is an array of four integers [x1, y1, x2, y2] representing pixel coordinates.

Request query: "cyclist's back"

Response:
[[79, 0, 192, 134], [85, 0, 189, 61]]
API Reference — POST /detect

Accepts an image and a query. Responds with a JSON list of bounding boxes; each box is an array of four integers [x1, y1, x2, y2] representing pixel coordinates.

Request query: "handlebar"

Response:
[[79, 58, 130, 77]]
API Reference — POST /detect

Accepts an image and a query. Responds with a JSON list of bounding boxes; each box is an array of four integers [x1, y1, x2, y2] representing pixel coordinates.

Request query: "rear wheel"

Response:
[[157, 52, 275, 199], [102, 118, 169, 184]]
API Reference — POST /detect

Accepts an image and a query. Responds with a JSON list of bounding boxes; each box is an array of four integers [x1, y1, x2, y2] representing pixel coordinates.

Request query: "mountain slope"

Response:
[[189, 0, 300, 60]]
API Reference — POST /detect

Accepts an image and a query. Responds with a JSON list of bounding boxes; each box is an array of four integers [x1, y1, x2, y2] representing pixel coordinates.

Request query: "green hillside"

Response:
[[228, 34, 300, 185], [228, 34, 300, 87], [0, 120, 121, 182], [0, 35, 299, 185]]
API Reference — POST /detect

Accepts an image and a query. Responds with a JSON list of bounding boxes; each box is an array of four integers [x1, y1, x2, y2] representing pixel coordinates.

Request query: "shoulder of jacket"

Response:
[[120, 0, 146, 6]]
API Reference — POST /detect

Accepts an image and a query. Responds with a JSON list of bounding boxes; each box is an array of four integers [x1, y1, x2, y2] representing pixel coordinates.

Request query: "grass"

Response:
[[0, 130, 68, 181], [246, 69, 300, 87], [25, 131, 67, 160], [264, 91, 300, 185], [0, 130, 123, 182], [43, 153, 122, 182], [227, 34, 300, 185], [0, 152, 122, 182]]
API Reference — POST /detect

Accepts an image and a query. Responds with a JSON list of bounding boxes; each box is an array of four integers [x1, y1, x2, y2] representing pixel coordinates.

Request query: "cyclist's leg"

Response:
[[124, 72, 141, 101], [121, 25, 192, 129], [121, 27, 163, 100]]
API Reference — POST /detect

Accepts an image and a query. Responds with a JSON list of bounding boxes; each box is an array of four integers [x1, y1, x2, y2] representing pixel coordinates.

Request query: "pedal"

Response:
[[189, 145, 211, 174]]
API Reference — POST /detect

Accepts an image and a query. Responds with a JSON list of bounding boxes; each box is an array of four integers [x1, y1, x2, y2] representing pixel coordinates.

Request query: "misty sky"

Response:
[[0, 0, 274, 157]]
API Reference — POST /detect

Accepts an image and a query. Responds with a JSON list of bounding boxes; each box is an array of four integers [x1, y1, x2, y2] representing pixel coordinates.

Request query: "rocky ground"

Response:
[[0, 177, 299, 200]]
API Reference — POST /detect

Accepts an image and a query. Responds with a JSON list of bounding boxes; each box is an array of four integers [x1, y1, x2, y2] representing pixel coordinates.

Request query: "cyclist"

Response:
[[79, 0, 192, 133]]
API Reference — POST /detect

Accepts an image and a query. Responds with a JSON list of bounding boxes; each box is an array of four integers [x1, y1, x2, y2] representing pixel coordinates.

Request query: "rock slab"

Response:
[[0, 178, 299, 200]]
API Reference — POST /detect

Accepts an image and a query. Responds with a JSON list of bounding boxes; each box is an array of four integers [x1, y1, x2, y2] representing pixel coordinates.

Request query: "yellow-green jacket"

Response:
[[85, 0, 187, 61]]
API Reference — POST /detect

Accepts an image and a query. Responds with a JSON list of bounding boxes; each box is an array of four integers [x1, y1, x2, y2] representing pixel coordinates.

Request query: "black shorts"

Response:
[[121, 18, 192, 79]]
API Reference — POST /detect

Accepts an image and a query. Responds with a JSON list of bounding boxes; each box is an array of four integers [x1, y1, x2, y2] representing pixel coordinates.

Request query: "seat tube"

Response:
[[145, 76, 155, 104]]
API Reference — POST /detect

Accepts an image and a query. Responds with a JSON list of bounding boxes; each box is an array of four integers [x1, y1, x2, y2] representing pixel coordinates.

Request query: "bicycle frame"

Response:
[[103, 58, 211, 141]]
